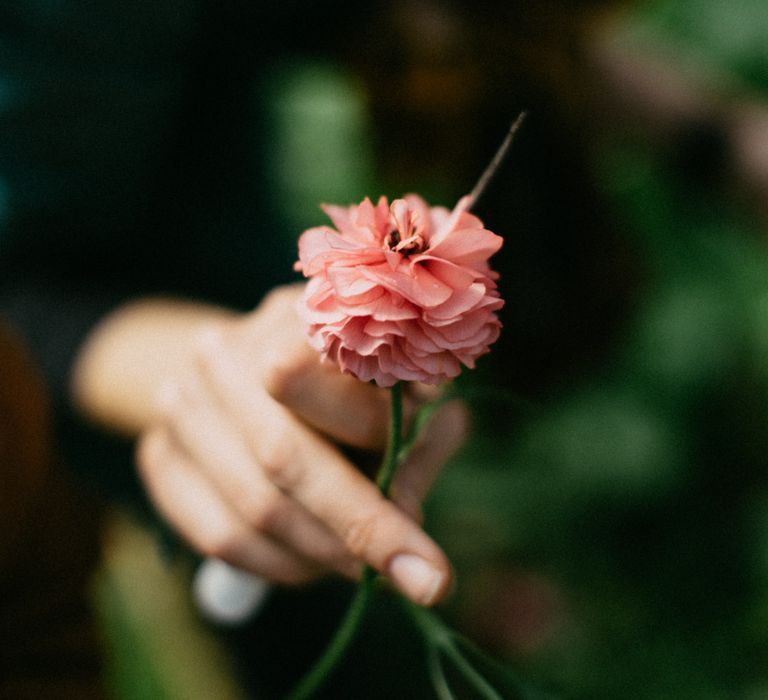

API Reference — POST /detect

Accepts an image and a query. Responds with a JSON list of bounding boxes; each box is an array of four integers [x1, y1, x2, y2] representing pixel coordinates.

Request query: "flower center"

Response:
[[385, 229, 425, 255], [386, 199, 427, 256]]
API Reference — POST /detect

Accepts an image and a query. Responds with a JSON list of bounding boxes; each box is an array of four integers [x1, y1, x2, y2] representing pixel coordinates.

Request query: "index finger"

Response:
[[264, 404, 453, 606]]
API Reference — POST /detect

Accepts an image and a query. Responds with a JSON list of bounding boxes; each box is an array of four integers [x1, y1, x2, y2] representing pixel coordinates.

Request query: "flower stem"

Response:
[[283, 568, 377, 700], [404, 600, 505, 700], [441, 641, 505, 700], [376, 382, 403, 496], [283, 384, 404, 700], [467, 111, 527, 211], [428, 646, 458, 700]]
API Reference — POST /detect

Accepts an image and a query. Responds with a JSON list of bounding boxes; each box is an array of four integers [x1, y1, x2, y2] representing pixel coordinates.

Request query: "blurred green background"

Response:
[[425, 1, 768, 698]]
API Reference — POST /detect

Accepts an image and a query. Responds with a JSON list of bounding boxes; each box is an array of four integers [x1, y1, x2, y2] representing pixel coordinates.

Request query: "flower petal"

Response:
[[427, 228, 503, 266], [361, 263, 453, 308]]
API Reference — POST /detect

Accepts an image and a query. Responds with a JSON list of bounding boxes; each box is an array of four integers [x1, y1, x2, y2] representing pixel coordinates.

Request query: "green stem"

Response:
[[441, 642, 505, 700], [376, 382, 403, 495], [403, 597, 454, 647], [404, 600, 505, 700], [283, 384, 404, 700], [284, 568, 377, 700], [398, 395, 443, 463], [427, 646, 458, 700]]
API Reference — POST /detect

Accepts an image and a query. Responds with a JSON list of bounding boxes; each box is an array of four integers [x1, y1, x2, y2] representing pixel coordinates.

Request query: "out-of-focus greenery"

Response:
[[432, 147, 768, 698], [96, 513, 247, 700], [257, 3, 768, 694], [424, 2, 768, 698], [621, 0, 768, 92], [262, 60, 375, 233]]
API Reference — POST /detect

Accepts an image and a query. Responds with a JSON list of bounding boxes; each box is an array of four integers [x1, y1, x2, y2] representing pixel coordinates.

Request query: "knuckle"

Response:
[[258, 438, 297, 489], [240, 492, 285, 534], [261, 284, 299, 316], [199, 526, 244, 563], [342, 499, 390, 559], [258, 288, 290, 323], [255, 285, 305, 349]]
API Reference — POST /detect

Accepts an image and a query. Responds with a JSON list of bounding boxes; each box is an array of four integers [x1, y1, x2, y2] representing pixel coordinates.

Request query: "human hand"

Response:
[[136, 284, 467, 606]]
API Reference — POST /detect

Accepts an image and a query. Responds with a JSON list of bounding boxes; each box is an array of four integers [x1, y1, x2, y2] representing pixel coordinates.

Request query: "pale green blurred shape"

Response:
[[95, 513, 246, 700], [518, 388, 682, 497], [263, 60, 376, 236], [619, 0, 768, 92]]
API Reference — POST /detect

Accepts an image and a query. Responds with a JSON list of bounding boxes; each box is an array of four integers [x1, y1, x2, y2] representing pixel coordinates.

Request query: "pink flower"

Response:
[[294, 194, 504, 387]]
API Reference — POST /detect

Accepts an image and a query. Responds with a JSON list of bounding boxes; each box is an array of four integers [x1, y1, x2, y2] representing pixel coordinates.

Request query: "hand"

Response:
[[136, 285, 468, 606]]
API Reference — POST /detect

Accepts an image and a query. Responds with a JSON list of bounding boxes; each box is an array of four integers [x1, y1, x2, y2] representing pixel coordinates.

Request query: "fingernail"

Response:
[[388, 553, 445, 606]]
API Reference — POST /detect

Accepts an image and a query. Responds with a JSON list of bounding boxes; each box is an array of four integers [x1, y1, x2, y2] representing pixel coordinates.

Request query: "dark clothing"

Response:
[[0, 322, 106, 699]]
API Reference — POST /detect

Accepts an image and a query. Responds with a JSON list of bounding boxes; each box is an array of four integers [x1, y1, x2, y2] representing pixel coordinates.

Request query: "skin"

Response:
[[71, 284, 467, 606]]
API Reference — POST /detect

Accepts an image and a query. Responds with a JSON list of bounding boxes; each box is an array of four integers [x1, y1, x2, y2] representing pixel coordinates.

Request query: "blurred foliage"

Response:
[[621, 0, 768, 92], [262, 59, 376, 235], [432, 144, 768, 696], [424, 0, 768, 693]]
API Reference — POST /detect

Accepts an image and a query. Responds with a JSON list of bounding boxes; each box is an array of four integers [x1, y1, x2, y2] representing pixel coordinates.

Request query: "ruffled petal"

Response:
[[360, 263, 453, 308], [427, 228, 503, 266], [428, 195, 483, 247], [354, 196, 390, 243], [403, 194, 433, 239]]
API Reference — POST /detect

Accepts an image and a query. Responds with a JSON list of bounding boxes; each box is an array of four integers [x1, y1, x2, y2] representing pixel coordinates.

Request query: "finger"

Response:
[[199, 336, 454, 606], [263, 341, 393, 450], [158, 375, 359, 579], [390, 400, 470, 521], [278, 429, 453, 606], [136, 427, 320, 585]]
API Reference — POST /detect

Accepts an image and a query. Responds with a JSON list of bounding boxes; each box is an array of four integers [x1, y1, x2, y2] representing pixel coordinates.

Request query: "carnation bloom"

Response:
[[294, 194, 504, 387]]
